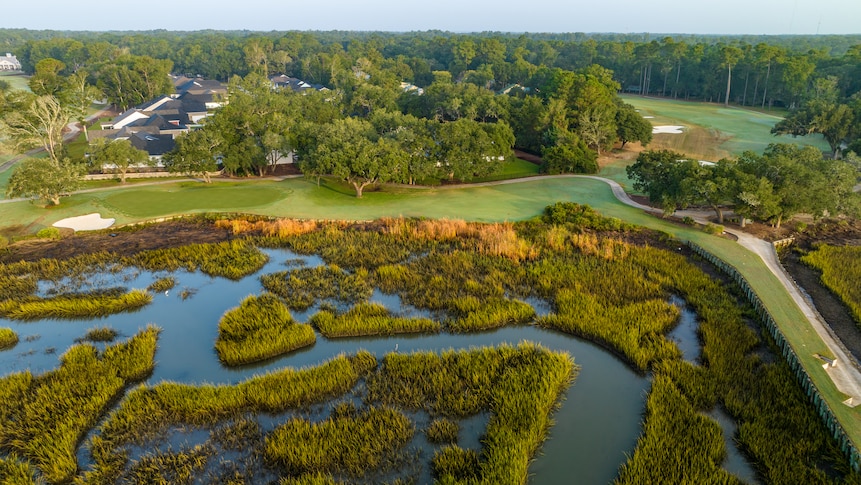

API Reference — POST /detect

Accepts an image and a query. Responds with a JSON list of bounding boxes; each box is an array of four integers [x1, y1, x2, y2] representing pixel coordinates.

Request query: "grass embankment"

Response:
[[215, 293, 316, 366], [0, 288, 152, 320], [83, 352, 376, 483], [365, 343, 576, 484], [261, 265, 373, 311], [0, 326, 159, 484], [0, 328, 18, 350], [265, 405, 414, 479], [801, 244, 861, 328], [309, 302, 439, 337]]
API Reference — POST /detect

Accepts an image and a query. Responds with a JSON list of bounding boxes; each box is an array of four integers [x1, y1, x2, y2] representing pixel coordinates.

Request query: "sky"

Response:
[[3, 0, 860, 35]]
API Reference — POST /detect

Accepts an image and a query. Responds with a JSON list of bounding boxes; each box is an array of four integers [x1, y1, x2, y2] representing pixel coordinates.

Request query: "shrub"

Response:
[[35, 227, 61, 240], [702, 223, 724, 235]]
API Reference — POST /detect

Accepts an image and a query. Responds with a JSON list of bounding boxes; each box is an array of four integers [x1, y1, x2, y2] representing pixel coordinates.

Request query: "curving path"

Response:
[[579, 175, 861, 406]]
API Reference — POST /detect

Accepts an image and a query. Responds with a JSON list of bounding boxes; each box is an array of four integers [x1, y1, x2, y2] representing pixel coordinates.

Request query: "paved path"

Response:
[[580, 175, 861, 406]]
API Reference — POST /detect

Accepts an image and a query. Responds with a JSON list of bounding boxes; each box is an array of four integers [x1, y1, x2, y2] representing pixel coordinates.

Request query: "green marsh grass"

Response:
[[426, 418, 459, 444], [448, 297, 535, 332], [801, 244, 861, 327], [260, 265, 373, 311], [146, 276, 176, 293], [82, 326, 119, 342], [124, 444, 213, 485], [215, 293, 316, 366], [309, 302, 440, 337], [0, 456, 37, 485], [265, 406, 414, 478], [0, 327, 18, 350], [284, 224, 431, 268], [84, 352, 377, 483], [131, 240, 268, 280], [0, 289, 152, 320], [279, 472, 344, 485], [0, 326, 159, 484], [366, 343, 576, 484], [432, 445, 480, 482]]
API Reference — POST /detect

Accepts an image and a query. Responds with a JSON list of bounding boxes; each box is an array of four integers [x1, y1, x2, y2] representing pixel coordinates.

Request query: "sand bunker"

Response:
[[53, 213, 115, 231], [643, 116, 655, 119], [652, 125, 684, 134]]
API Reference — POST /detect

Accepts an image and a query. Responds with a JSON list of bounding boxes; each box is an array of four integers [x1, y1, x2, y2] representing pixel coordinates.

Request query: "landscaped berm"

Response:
[[0, 207, 858, 484]]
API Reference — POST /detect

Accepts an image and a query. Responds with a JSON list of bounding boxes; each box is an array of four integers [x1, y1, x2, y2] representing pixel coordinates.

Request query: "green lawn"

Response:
[[0, 72, 30, 92], [622, 95, 831, 159]]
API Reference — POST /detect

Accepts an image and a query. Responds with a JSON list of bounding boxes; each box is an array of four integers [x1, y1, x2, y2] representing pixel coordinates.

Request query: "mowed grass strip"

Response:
[[0, 289, 152, 320], [216, 293, 316, 366], [309, 302, 440, 337], [0, 326, 159, 484], [101, 182, 284, 217]]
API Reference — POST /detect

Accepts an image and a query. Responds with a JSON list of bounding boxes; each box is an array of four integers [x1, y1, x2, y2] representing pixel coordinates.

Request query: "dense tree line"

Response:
[[627, 145, 861, 227]]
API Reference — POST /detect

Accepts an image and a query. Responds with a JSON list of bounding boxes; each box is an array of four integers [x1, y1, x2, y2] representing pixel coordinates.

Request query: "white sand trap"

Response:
[[53, 213, 115, 231], [643, 116, 655, 119], [652, 125, 684, 134]]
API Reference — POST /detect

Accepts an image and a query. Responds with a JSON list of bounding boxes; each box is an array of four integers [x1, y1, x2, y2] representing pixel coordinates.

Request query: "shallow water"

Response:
[[0, 247, 710, 484]]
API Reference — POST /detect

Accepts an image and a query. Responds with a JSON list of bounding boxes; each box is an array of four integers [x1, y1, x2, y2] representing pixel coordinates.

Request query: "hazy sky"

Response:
[[4, 0, 860, 35]]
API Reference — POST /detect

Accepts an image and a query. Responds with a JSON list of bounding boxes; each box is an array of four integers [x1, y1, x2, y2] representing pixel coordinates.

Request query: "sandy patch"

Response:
[[652, 125, 684, 134], [53, 213, 115, 231], [643, 116, 655, 119]]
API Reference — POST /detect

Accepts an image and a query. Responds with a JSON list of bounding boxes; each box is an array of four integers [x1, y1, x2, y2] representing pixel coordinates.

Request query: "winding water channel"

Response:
[[0, 248, 755, 483]]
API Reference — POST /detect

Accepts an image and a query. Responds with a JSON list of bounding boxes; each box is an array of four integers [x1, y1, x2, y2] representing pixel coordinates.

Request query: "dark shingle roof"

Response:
[[129, 131, 175, 156]]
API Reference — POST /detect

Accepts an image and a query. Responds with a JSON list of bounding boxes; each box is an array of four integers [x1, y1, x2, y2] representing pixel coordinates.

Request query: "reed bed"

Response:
[[0, 275, 38, 302], [215, 217, 319, 238], [448, 297, 536, 332], [279, 472, 344, 485], [146, 276, 176, 293], [0, 327, 18, 350], [801, 244, 861, 327], [84, 352, 377, 484], [0, 289, 152, 320], [265, 406, 414, 478], [124, 444, 213, 485], [537, 290, 680, 371], [130, 240, 268, 280], [0, 456, 37, 485], [365, 343, 575, 484], [260, 266, 372, 311], [284, 225, 431, 268], [0, 326, 159, 484], [215, 294, 316, 366], [309, 302, 439, 337], [426, 418, 460, 444], [82, 326, 119, 343], [432, 445, 480, 482]]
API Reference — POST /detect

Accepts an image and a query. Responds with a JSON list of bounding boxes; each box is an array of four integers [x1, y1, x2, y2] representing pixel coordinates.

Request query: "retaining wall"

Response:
[[686, 241, 860, 471]]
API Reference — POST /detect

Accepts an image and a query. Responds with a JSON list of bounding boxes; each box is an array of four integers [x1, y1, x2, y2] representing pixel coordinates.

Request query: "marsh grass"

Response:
[[309, 302, 440, 337], [426, 418, 459, 444], [265, 406, 414, 478], [146, 276, 176, 293], [366, 343, 576, 484], [0, 289, 152, 320], [124, 444, 213, 485], [260, 265, 373, 311], [0, 455, 36, 485], [85, 352, 377, 483], [215, 293, 316, 366], [279, 472, 344, 485], [801, 244, 861, 327], [82, 326, 119, 342], [0, 326, 159, 484], [131, 240, 268, 280], [215, 217, 319, 238], [448, 297, 536, 332], [0, 327, 18, 350], [432, 445, 480, 482], [0, 275, 37, 302], [283, 224, 432, 268]]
